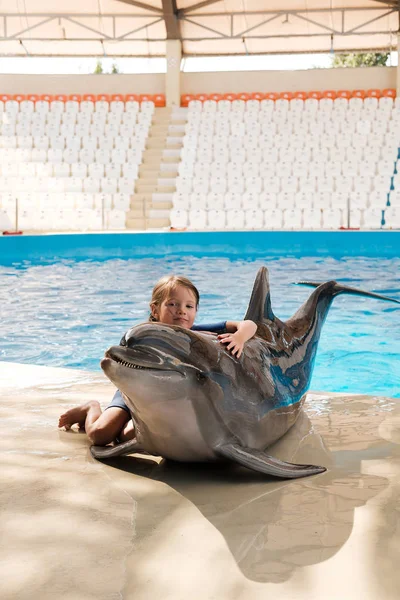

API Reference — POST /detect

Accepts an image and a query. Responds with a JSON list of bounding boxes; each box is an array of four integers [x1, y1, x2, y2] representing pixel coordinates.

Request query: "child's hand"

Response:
[[218, 332, 245, 358]]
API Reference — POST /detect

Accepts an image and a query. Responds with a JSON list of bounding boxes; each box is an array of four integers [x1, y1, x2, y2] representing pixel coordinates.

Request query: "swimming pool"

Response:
[[1, 232, 399, 397]]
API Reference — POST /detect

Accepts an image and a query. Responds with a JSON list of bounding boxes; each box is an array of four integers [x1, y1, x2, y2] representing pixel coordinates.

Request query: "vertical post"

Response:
[[166, 39, 182, 107], [15, 197, 18, 232], [397, 31, 400, 97]]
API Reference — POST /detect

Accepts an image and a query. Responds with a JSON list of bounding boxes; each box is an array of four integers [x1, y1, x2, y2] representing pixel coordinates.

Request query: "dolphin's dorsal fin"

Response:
[[244, 267, 275, 324]]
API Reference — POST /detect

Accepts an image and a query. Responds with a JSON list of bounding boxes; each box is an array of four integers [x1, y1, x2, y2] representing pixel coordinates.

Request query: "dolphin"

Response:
[[93, 267, 399, 478]]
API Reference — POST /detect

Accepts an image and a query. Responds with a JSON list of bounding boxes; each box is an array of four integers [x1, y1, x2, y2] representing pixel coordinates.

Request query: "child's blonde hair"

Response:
[[149, 275, 200, 322]]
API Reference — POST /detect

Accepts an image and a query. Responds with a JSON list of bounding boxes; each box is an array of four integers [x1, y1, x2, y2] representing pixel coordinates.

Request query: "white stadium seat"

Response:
[[245, 209, 264, 229], [113, 194, 131, 210], [207, 209, 226, 230], [100, 178, 118, 194], [110, 100, 124, 115], [36, 163, 53, 177], [87, 163, 105, 179], [226, 209, 245, 230], [363, 208, 383, 229], [295, 192, 312, 209], [242, 192, 260, 210], [75, 194, 94, 210], [118, 178, 136, 194], [188, 209, 207, 230], [383, 207, 400, 228], [53, 163, 71, 178], [224, 193, 242, 210], [97, 194, 113, 210], [172, 192, 187, 210], [170, 209, 188, 228], [106, 210, 126, 230], [65, 177, 83, 193], [303, 208, 322, 229], [77, 146, 94, 163], [264, 208, 283, 229], [277, 192, 295, 209], [106, 163, 122, 178], [62, 148, 79, 164], [331, 192, 349, 209], [322, 208, 343, 229], [111, 148, 127, 165], [206, 193, 224, 210], [190, 193, 207, 209], [259, 193, 277, 209], [17, 162, 36, 177], [349, 192, 368, 209], [349, 208, 362, 228], [72, 163, 89, 178], [95, 100, 109, 114], [282, 208, 303, 230], [65, 100, 79, 114], [50, 100, 65, 115]]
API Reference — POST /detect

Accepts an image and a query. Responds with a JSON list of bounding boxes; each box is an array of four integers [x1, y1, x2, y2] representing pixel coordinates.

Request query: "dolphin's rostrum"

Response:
[[94, 267, 399, 478]]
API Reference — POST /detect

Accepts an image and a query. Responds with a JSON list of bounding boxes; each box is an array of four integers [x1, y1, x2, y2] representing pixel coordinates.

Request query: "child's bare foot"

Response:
[[58, 401, 100, 430]]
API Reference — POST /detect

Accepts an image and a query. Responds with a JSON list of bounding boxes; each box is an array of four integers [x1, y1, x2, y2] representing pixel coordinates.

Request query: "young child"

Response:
[[58, 275, 257, 447]]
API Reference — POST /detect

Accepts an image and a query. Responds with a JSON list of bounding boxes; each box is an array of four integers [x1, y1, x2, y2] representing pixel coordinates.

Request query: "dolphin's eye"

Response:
[[196, 372, 207, 384]]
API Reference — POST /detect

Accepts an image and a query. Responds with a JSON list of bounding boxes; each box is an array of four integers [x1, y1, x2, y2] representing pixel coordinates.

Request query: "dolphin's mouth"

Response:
[[103, 346, 183, 375], [111, 357, 150, 370]]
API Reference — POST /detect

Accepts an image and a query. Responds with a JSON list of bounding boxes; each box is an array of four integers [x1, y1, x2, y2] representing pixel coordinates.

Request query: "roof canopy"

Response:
[[0, 0, 397, 57]]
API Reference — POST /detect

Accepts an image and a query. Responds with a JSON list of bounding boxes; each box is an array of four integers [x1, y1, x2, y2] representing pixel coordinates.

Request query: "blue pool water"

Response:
[[0, 232, 399, 398]]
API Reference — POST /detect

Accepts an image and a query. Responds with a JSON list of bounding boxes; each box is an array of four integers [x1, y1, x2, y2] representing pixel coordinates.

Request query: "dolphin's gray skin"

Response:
[[94, 267, 399, 478]]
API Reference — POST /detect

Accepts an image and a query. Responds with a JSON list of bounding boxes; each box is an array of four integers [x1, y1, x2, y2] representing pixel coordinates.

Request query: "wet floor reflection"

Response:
[[3, 358, 400, 598], [105, 409, 394, 583]]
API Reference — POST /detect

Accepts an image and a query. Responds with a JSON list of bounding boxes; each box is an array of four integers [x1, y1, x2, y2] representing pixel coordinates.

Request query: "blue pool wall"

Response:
[[1, 231, 399, 264]]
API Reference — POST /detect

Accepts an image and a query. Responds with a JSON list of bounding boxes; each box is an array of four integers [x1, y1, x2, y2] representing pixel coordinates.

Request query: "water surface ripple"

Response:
[[1, 255, 399, 397]]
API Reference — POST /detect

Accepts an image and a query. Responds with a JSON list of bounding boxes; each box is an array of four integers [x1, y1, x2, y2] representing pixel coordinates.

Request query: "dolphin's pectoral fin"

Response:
[[90, 438, 146, 460], [217, 443, 326, 479]]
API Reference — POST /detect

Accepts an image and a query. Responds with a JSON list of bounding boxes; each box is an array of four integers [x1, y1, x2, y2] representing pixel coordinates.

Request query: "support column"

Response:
[[397, 32, 400, 97], [166, 39, 182, 107]]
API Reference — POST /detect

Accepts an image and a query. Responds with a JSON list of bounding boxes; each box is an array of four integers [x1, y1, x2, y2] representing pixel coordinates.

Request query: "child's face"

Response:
[[152, 285, 197, 329]]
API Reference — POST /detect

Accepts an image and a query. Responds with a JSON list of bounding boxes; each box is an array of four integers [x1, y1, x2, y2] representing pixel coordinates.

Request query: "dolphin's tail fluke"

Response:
[[295, 281, 400, 304]]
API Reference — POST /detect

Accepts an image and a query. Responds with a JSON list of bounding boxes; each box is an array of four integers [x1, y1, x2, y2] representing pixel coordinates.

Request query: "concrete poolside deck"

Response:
[[1, 361, 400, 600]]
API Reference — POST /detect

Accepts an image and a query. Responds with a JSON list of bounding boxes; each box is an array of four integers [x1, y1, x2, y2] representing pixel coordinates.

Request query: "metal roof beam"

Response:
[[117, 17, 164, 39], [162, 0, 180, 39], [190, 7, 397, 17], [180, 7, 398, 39], [180, 0, 222, 16], [0, 6, 396, 52], [345, 9, 396, 34], [183, 17, 229, 38], [0, 30, 393, 43], [371, 1, 397, 5]]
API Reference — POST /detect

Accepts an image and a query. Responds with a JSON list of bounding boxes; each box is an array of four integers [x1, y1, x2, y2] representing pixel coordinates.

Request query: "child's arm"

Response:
[[218, 320, 257, 358]]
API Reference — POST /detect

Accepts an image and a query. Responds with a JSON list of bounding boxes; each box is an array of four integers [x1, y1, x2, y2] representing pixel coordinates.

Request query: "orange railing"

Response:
[[181, 89, 396, 105], [0, 93, 166, 105]]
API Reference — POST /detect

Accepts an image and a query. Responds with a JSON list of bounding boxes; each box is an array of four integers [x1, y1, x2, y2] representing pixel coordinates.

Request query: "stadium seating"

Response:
[[174, 88, 398, 230], [0, 93, 166, 231], [1, 89, 399, 231]]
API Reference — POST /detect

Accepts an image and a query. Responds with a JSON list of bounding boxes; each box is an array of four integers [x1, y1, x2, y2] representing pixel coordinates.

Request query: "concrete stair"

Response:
[[126, 107, 186, 230]]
